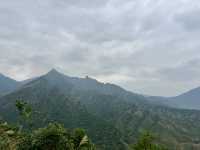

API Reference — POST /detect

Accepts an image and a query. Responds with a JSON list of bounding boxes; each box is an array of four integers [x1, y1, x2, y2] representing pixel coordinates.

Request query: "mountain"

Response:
[[1, 69, 200, 150], [148, 87, 200, 110], [0, 70, 124, 150], [0, 73, 19, 96]]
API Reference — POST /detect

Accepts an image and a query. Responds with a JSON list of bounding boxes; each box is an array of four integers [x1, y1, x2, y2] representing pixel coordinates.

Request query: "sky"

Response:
[[1, 0, 200, 96]]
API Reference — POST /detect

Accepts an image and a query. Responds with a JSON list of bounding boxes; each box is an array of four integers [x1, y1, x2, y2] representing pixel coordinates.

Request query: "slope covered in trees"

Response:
[[0, 101, 167, 150], [0, 69, 200, 150], [0, 79, 124, 150]]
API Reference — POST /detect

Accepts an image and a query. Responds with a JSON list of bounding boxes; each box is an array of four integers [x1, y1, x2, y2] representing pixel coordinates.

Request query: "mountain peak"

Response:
[[46, 68, 66, 77], [0, 73, 6, 78], [48, 68, 60, 74], [45, 69, 69, 80]]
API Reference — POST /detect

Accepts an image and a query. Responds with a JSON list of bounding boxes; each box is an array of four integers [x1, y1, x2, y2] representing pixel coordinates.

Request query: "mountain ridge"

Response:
[[148, 86, 200, 110], [1, 69, 200, 149], [2, 69, 200, 111]]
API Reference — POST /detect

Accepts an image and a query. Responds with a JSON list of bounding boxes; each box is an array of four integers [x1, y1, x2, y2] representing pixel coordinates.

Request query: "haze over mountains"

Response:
[[1, 69, 200, 110], [148, 87, 200, 110], [0, 73, 19, 96], [1, 69, 200, 150]]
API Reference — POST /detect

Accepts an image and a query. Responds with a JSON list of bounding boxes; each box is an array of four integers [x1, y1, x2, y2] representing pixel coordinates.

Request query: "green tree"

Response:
[[72, 128, 95, 150], [15, 100, 33, 131], [17, 123, 71, 150], [131, 131, 168, 150]]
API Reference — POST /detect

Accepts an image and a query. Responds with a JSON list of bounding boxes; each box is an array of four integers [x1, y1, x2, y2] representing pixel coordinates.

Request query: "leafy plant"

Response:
[[72, 128, 95, 150]]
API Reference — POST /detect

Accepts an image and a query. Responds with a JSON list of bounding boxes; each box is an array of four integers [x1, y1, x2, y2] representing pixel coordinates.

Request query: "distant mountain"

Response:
[[0, 73, 19, 96], [45, 69, 142, 98], [1, 69, 200, 150], [20, 77, 39, 85], [148, 87, 200, 110], [0, 73, 39, 97]]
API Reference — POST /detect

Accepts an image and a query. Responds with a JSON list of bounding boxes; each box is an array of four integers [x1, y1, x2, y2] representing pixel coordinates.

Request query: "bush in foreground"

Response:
[[17, 123, 95, 150]]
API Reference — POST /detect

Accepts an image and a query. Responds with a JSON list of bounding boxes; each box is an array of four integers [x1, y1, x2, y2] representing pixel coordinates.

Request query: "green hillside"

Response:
[[0, 70, 200, 150]]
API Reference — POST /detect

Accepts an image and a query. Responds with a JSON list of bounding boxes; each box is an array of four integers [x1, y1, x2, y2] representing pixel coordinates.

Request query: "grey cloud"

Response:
[[157, 58, 200, 82], [0, 0, 200, 96], [175, 8, 200, 32]]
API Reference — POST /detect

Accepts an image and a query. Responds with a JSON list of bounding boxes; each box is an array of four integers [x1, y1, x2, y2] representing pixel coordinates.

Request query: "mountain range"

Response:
[[148, 87, 200, 110], [1, 69, 200, 150]]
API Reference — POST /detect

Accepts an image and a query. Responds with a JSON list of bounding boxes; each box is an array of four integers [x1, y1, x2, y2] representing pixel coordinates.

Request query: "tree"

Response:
[[131, 131, 168, 150], [15, 100, 33, 131], [72, 128, 95, 150]]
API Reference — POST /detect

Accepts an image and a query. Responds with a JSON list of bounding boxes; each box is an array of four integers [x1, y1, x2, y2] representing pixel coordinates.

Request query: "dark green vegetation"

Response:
[[0, 121, 167, 150], [0, 100, 165, 150], [130, 131, 167, 150], [0, 121, 95, 150], [1, 69, 200, 149], [1, 100, 95, 150]]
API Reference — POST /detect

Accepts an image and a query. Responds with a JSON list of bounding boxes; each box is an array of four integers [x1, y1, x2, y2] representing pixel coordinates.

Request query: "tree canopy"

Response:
[[131, 131, 168, 150]]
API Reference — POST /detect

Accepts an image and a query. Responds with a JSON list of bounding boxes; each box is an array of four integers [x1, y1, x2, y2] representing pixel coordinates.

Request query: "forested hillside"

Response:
[[0, 70, 200, 150]]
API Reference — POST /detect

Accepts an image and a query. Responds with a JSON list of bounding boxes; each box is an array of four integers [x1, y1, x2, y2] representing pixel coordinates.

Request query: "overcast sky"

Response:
[[1, 0, 200, 96]]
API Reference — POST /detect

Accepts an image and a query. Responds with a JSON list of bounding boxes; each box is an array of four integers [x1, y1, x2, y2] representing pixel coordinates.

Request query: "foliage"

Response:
[[16, 100, 32, 119], [15, 100, 95, 150], [0, 121, 170, 150], [17, 123, 95, 150], [0, 121, 95, 150], [0, 122, 20, 150], [15, 100, 33, 130], [72, 128, 95, 150], [17, 123, 70, 150], [131, 131, 168, 150]]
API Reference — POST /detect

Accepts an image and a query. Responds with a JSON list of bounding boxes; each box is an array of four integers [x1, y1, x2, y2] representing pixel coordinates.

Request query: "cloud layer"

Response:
[[1, 0, 200, 96]]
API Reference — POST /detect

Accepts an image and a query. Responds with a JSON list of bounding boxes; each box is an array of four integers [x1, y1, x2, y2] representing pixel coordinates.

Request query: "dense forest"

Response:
[[0, 100, 167, 150], [0, 121, 168, 150]]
